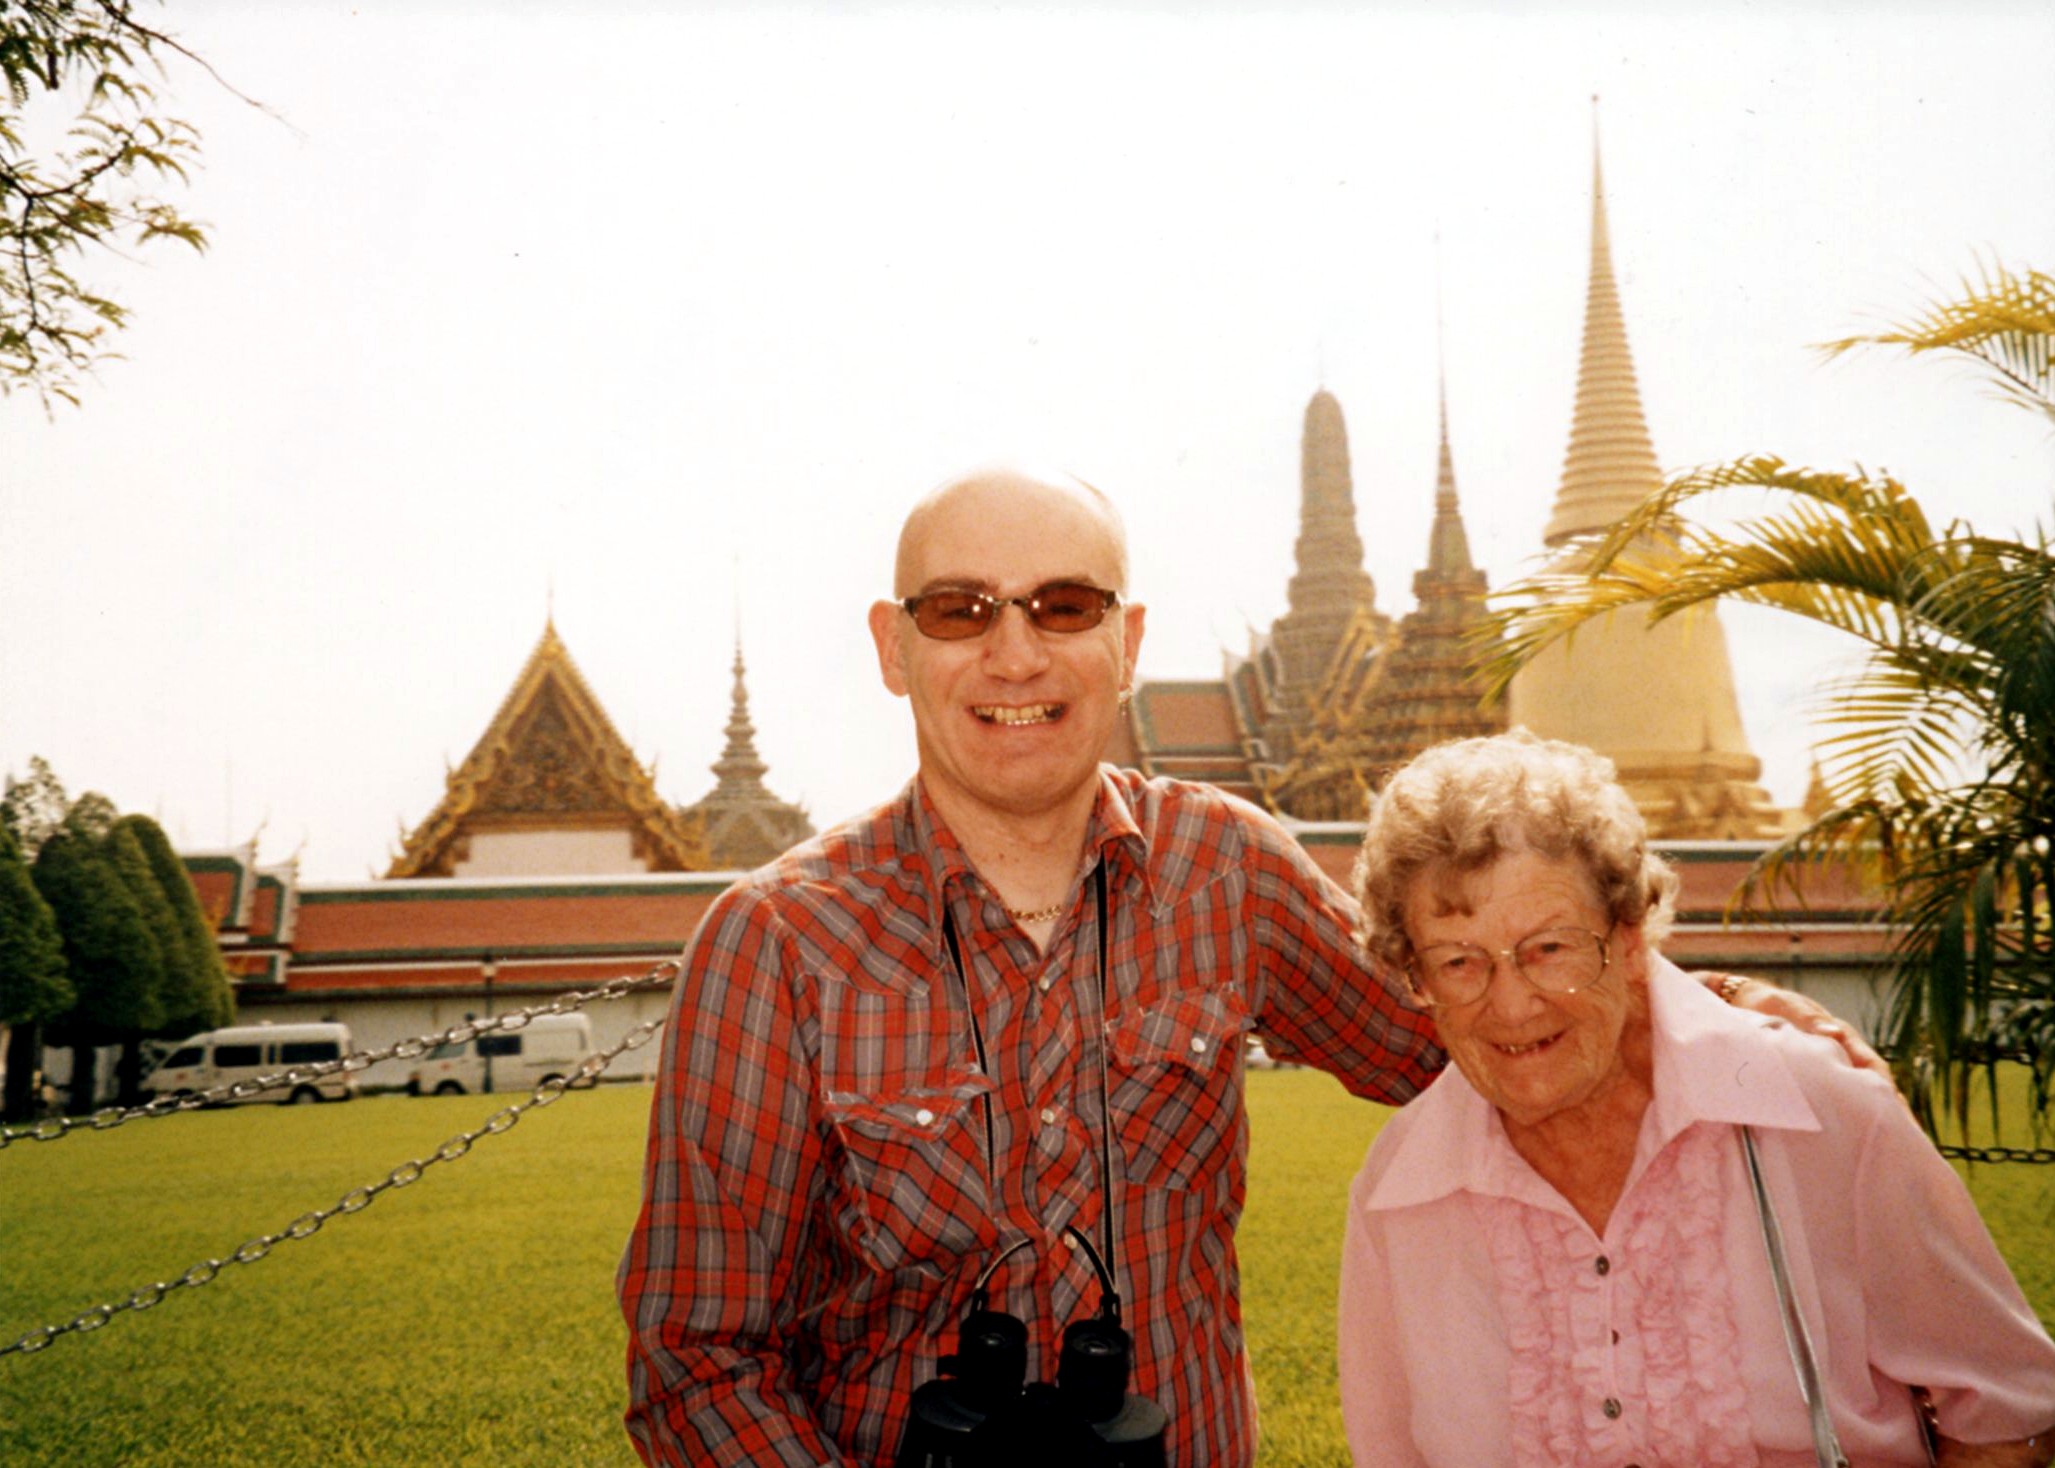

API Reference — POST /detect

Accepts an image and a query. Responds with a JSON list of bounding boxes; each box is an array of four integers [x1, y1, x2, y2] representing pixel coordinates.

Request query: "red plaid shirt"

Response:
[[618, 768, 1442, 1467]]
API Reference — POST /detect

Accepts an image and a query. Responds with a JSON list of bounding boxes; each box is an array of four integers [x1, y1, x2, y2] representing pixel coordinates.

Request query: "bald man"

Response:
[[617, 465, 1877, 1467]]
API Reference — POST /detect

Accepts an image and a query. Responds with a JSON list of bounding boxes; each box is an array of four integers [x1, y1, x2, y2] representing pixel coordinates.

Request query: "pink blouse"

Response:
[[1337, 958, 2055, 1467]]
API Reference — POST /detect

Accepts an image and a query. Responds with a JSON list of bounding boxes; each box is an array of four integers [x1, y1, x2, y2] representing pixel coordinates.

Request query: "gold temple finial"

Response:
[[1434, 226, 1448, 430]]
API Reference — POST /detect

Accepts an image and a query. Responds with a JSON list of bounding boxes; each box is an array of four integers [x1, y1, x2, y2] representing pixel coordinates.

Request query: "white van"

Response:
[[407, 1012, 593, 1096], [143, 1022, 358, 1106]]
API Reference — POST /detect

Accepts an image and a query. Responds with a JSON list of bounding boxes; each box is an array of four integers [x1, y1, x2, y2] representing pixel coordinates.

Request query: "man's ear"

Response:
[[1120, 601, 1147, 689], [868, 600, 910, 697]]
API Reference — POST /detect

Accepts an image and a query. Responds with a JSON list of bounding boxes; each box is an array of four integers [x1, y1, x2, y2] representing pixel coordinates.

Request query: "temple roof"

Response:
[[680, 641, 815, 871], [1509, 112, 1781, 839], [1266, 363, 1504, 818], [386, 620, 708, 877]]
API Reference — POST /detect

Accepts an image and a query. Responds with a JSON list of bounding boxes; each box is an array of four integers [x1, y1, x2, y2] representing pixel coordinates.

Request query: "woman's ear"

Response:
[[1611, 920, 1650, 974]]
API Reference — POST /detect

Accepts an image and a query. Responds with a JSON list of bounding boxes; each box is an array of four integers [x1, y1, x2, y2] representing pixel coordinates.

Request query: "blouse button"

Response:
[[914, 1108, 935, 1127], [1040, 1107, 1058, 1126], [1190, 1036, 1208, 1055], [1037, 974, 1053, 992], [1602, 1398, 1622, 1420], [1594, 1255, 1611, 1276]]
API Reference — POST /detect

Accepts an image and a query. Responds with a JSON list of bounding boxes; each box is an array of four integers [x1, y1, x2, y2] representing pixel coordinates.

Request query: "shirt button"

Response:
[[1190, 1036, 1207, 1055], [1594, 1255, 1610, 1276], [1037, 974, 1052, 992], [914, 1108, 934, 1127], [1602, 1398, 1622, 1420], [1040, 1107, 1057, 1126]]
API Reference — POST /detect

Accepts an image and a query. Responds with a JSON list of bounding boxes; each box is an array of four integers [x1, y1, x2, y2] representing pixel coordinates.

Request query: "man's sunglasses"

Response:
[[899, 580, 1122, 641]]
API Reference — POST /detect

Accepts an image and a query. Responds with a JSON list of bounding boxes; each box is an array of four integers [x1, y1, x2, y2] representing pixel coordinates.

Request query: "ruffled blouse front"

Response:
[[1485, 1119, 1756, 1467]]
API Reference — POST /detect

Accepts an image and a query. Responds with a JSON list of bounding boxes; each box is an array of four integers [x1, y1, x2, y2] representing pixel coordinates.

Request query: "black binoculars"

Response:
[[894, 1236, 1167, 1468]]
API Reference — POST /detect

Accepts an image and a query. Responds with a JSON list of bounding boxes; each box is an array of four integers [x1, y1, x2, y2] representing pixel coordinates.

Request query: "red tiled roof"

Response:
[[1132, 681, 1243, 753], [288, 880, 728, 961]]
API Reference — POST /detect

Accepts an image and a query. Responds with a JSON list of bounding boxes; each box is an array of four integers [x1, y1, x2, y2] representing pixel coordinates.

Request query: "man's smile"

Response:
[[972, 702, 1064, 726]]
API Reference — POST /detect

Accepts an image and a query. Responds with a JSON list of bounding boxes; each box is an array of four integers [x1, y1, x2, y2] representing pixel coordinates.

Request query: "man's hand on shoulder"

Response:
[[1694, 971, 1892, 1081]]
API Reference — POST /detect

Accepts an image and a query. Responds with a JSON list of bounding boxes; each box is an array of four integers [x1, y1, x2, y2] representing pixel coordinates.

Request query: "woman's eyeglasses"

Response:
[[1406, 926, 1612, 1008], [900, 581, 1121, 641]]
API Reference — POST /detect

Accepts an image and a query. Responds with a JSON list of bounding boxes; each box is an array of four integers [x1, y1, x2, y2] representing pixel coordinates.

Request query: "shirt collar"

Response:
[[1360, 954, 1820, 1213], [1088, 768, 1151, 899], [1644, 954, 1819, 1140], [902, 766, 1154, 931]]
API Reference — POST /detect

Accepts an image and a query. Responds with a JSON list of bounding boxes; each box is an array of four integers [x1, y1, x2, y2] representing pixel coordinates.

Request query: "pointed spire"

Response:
[[1542, 99, 1666, 546], [1285, 389, 1378, 614], [1426, 233, 1476, 576], [682, 629, 817, 869], [1266, 387, 1385, 753], [709, 637, 771, 796], [1425, 332, 1475, 578]]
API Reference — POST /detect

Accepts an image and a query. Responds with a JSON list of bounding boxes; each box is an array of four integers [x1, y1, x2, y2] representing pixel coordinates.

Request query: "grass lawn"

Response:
[[2, 1070, 2049, 1466]]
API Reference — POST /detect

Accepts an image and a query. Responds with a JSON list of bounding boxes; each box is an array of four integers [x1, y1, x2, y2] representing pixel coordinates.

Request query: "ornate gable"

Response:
[[387, 622, 708, 877]]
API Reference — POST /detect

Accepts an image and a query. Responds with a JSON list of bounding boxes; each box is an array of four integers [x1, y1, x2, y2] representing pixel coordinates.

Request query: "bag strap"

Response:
[[1740, 1125, 1850, 1468]]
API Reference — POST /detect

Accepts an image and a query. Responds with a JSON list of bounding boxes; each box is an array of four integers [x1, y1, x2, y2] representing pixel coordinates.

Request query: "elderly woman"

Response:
[[1340, 731, 2055, 1468]]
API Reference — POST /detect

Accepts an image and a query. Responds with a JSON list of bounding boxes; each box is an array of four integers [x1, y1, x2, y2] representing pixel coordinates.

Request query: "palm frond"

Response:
[[1582, 455, 1942, 572], [1479, 460, 1944, 695], [1912, 535, 2055, 758], [1806, 658, 1985, 800], [1818, 263, 2055, 428], [1730, 801, 1891, 917]]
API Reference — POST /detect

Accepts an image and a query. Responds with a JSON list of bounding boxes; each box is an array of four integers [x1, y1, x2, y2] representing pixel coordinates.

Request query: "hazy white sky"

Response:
[[4, 2, 2051, 881]]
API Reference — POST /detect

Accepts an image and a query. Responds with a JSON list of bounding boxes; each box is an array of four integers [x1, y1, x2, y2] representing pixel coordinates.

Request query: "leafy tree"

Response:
[[32, 828, 165, 1113], [2, 754, 71, 856], [63, 789, 119, 842], [2, 0, 217, 407], [99, 818, 175, 1101], [2, 764, 236, 1110], [116, 813, 231, 1034], [1484, 262, 2055, 1134], [0, 823, 72, 1121]]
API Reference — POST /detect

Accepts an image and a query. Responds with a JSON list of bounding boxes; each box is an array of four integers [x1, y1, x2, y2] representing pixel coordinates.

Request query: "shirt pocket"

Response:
[[1105, 988, 1252, 1192], [822, 1068, 1000, 1275]]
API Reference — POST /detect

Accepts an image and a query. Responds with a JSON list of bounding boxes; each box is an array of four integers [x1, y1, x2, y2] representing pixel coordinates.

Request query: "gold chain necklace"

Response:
[[1003, 900, 1066, 924]]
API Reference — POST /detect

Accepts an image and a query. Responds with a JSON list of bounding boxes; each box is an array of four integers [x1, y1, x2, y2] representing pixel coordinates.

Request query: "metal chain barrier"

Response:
[[1895, 1043, 2055, 1164], [1937, 1144, 2055, 1165], [2, 969, 677, 1359], [0, 961, 679, 1148]]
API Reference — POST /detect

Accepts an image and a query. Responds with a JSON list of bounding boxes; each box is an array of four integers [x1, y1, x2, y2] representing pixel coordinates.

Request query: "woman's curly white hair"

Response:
[[1352, 729, 1679, 973]]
